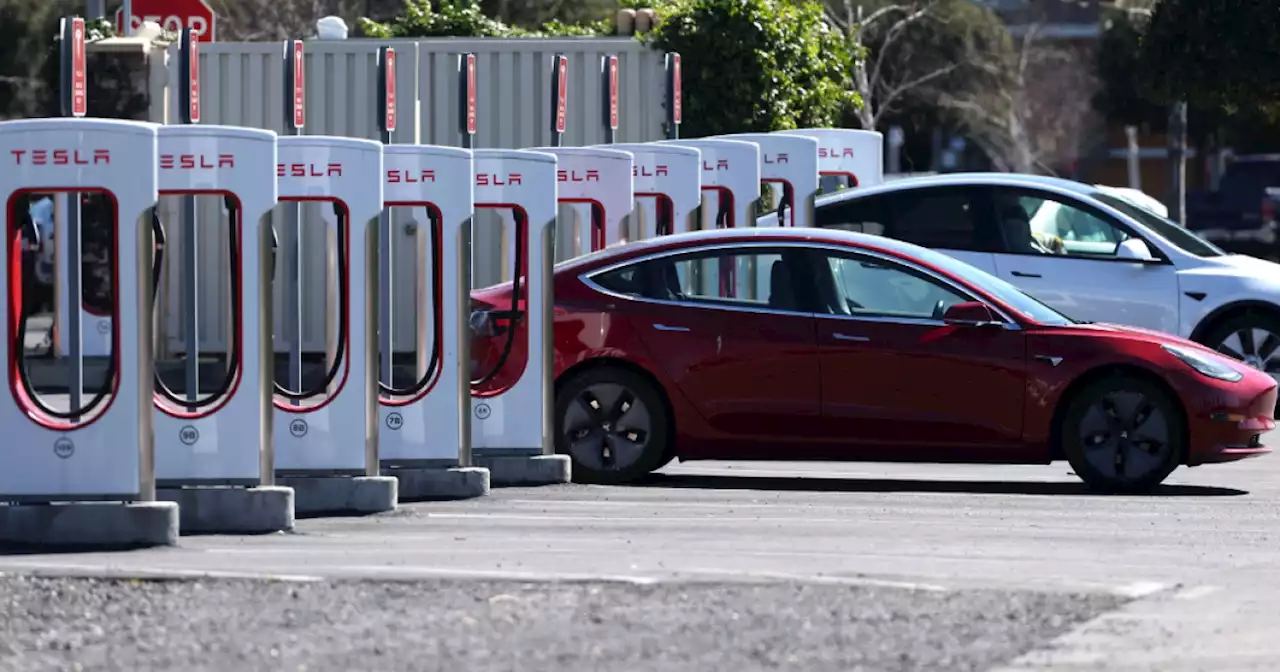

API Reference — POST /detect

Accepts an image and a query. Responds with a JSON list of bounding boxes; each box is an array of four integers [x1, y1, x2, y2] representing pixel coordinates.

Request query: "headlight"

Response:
[[1162, 344, 1244, 382]]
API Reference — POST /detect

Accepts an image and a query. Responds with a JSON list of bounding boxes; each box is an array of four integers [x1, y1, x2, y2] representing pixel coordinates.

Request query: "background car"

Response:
[[471, 227, 1276, 493], [761, 173, 1280, 392]]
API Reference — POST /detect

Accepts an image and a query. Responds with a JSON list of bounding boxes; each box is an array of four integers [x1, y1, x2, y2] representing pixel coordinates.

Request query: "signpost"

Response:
[[116, 0, 217, 42], [601, 54, 619, 144], [549, 54, 568, 147], [665, 53, 681, 140], [178, 28, 200, 407], [458, 53, 477, 149], [60, 16, 87, 417], [283, 39, 304, 408], [377, 46, 396, 390]]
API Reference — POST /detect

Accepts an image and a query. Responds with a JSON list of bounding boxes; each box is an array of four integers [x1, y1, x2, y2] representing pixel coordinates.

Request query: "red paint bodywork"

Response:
[[472, 229, 1277, 467]]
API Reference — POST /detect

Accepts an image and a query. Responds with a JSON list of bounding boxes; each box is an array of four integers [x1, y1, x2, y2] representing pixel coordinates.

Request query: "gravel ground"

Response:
[[0, 576, 1124, 672]]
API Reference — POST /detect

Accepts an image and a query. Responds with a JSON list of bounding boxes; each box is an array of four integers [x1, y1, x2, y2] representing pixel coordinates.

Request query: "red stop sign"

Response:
[[116, 0, 217, 42]]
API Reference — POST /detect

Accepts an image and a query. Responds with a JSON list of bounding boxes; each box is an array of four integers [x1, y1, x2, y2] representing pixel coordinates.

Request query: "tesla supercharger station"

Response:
[[773, 128, 884, 192], [468, 149, 569, 486], [602, 143, 702, 242], [533, 147, 634, 257], [272, 136, 397, 515], [0, 118, 178, 548], [378, 144, 488, 500], [654, 139, 760, 298], [713, 133, 819, 228], [150, 124, 294, 534]]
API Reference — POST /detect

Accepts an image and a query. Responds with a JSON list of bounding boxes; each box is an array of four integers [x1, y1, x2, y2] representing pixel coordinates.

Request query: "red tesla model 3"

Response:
[[471, 227, 1276, 493]]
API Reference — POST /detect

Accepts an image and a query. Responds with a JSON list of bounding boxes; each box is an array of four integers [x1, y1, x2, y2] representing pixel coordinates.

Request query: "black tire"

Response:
[[1059, 373, 1185, 494], [1196, 310, 1280, 380], [554, 366, 671, 485]]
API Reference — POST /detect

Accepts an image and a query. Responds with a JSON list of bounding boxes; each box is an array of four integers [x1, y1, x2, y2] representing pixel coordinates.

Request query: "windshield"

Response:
[[896, 243, 1077, 326], [1090, 191, 1227, 258]]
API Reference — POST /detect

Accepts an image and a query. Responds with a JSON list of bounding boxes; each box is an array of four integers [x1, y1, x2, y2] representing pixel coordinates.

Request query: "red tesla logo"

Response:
[[11, 149, 109, 165], [476, 173, 522, 186], [387, 169, 435, 183], [159, 153, 234, 170], [635, 164, 668, 177], [819, 147, 855, 159], [277, 162, 343, 177], [764, 152, 789, 164], [558, 169, 600, 182], [702, 159, 729, 171]]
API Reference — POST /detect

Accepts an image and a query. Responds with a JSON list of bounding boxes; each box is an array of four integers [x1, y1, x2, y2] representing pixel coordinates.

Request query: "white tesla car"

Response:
[[759, 172, 1280, 385]]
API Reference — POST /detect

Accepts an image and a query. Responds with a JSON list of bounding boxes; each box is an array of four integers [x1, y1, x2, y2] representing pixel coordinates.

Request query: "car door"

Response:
[[985, 186, 1181, 333], [803, 246, 1028, 454], [597, 245, 822, 443], [815, 187, 1003, 274]]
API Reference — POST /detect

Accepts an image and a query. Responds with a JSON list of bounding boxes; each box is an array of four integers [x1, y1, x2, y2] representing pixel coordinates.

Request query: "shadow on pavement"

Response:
[[633, 473, 1248, 497]]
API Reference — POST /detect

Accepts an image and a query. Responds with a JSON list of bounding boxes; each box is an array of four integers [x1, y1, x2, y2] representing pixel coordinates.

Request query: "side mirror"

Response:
[[1115, 238, 1157, 262], [942, 301, 999, 326]]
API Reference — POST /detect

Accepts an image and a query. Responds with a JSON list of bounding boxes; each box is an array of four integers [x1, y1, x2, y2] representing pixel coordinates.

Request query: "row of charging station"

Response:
[[4, 114, 884, 513]]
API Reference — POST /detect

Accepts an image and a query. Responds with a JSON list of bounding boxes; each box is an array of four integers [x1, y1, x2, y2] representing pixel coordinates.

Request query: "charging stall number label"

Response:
[[475, 403, 492, 420], [53, 437, 75, 459], [179, 425, 200, 446], [289, 418, 309, 437], [385, 412, 403, 430]]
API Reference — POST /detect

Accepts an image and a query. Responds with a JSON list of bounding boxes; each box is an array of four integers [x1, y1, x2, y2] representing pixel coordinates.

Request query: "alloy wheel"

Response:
[[1214, 327, 1280, 378], [1076, 390, 1172, 483], [562, 382, 652, 473]]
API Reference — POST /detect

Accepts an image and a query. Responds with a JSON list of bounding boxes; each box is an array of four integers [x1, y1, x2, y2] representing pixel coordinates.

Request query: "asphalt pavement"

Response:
[[2, 457, 1279, 670]]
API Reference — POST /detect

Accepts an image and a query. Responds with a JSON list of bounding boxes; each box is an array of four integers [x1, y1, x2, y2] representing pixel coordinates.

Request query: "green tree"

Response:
[[641, 0, 859, 138], [1139, 0, 1280, 113]]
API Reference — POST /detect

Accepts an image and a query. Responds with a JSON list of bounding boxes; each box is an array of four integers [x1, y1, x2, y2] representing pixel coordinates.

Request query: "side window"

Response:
[[817, 252, 971, 321], [590, 264, 646, 297], [995, 190, 1135, 258], [647, 248, 804, 312], [816, 195, 891, 236], [889, 188, 992, 252]]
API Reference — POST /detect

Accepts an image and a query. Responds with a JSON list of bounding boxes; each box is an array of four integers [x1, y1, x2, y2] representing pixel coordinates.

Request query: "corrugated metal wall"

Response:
[[155, 38, 667, 355]]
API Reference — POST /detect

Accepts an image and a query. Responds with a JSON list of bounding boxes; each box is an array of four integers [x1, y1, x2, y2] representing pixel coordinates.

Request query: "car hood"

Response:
[[1179, 254, 1280, 280], [1055, 320, 1218, 353]]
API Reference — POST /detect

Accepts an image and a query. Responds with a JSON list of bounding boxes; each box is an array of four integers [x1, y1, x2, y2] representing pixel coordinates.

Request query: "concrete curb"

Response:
[[158, 486, 294, 534], [0, 501, 179, 549], [278, 476, 398, 517], [384, 466, 490, 501], [474, 454, 572, 487]]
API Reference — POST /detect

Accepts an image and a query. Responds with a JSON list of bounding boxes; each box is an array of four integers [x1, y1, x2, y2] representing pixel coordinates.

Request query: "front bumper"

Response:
[[1190, 386, 1278, 465]]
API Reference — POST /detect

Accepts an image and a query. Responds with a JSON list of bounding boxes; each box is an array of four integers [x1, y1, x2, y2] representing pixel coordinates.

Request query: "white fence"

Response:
[[154, 37, 669, 355]]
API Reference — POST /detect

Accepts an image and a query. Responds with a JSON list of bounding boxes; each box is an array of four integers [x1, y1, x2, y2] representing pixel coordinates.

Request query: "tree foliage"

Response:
[[359, 0, 609, 38], [641, 0, 859, 138], [1140, 0, 1280, 113]]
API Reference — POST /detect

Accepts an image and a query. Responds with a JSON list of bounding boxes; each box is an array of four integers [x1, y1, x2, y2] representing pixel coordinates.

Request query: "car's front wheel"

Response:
[[554, 365, 671, 485], [1197, 311, 1280, 384], [1059, 373, 1185, 494]]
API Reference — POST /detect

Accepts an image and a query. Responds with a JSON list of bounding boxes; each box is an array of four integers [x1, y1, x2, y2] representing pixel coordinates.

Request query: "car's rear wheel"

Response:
[[1060, 373, 1185, 494], [555, 366, 671, 485]]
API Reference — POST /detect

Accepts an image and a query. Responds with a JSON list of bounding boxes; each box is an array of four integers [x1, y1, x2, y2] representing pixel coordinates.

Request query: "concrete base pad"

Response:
[[474, 454, 571, 487], [276, 476, 397, 517], [0, 501, 178, 549], [158, 486, 294, 535], [384, 466, 490, 502]]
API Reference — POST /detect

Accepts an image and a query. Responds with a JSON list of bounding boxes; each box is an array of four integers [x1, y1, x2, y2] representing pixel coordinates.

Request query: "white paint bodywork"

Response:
[[378, 144, 473, 467], [153, 125, 278, 485], [470, 149, 558, 457], [273, 136, 383, 474], [0, 118, 159, 500]]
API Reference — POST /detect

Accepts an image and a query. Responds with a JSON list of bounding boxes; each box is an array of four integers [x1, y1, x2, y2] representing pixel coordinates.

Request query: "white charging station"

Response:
[[655, 138, 761, 232], [271, 136, 396, 514], [378, 144, 486, 499], [603, 143, 702, 241], [469, 149, 568, 486], [714, 133, 819, 228], [774, 128, 884, 189], [153, 125, 277, 486], [0, 119, 161, 499], [533, 147, 634, 257]]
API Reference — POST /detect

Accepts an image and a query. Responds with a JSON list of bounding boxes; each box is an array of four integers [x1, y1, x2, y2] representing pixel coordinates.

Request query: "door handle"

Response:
[[832, 332, 870, 342], [1010, 270, 1041, 278], [653, 323, 691, 332]]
